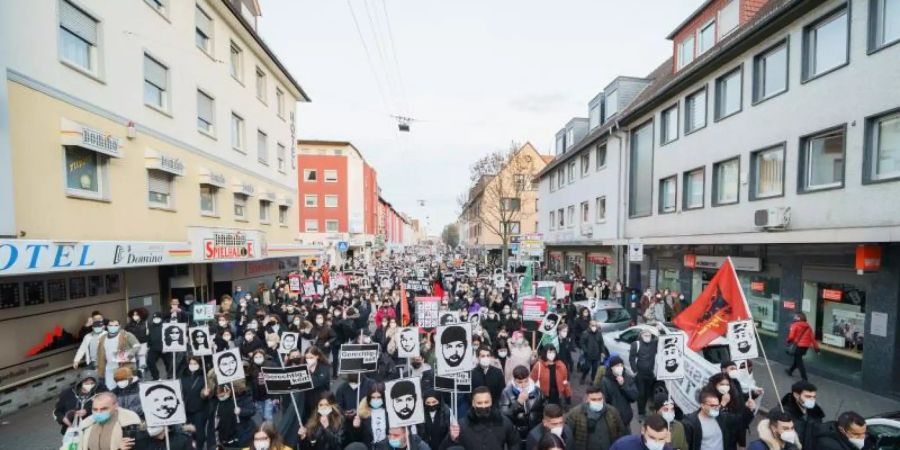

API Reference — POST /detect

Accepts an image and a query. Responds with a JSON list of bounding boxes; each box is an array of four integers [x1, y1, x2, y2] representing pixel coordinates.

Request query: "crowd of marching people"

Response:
[[56, 252, 881, 450]]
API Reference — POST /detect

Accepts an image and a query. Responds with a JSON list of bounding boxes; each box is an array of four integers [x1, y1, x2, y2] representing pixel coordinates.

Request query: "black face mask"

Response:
[[411, 361, 422, 369], [425, 403, 439, 413], [473, 407, 491, 419]]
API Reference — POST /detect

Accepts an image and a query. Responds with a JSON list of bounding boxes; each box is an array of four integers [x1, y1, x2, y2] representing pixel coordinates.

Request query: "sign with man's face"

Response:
[[654, 334, 685, 380], [385, 377, 424, 427], [213, 348, 245, 384], [727, 320, 759, 360], [540, 312, 560, 335], [397, 327, 420, 358], [279, 332, 300, 354], [435, 323, 474, 375], [189, 326, 213, 356], [162, 323, 187, 353], [438, 311, 459, 326], [139, 380, 186, 427]]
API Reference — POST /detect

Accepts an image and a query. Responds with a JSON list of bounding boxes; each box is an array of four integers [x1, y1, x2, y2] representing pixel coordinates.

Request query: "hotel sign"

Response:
[[0, 240, 190, 276]]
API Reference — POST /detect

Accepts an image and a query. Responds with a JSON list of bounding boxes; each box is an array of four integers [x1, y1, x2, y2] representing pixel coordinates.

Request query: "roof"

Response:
[[540, 155, 555, 164], [666, 0, 718, 39], [220, 0, 311, 102], [297, 139, 351, 146]]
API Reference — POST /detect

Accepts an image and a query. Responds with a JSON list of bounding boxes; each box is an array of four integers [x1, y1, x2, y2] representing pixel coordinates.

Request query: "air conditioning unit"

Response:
[[580, 223, 593, 236], [754, 207, 790, 230]]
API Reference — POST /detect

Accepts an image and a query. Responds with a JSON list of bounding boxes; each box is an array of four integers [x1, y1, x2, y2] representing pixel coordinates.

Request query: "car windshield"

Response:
[[605, 308, 631, 323]]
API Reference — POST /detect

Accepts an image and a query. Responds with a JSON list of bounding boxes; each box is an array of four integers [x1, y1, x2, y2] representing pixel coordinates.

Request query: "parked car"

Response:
[[573, 300, 633, 333], [866, 411, 900, 450]]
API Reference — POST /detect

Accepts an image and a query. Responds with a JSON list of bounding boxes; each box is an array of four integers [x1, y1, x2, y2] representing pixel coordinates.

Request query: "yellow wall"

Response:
[[7, 81, 298, 243]]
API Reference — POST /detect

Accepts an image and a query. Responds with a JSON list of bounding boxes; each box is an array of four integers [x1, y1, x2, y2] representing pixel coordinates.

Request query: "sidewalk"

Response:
[[751, 357, 900, 418]]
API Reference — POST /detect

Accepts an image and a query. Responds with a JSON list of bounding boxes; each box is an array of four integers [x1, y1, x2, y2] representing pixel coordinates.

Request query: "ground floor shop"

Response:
[[545, 244, 619, 282], [629, 242, 900, 397]]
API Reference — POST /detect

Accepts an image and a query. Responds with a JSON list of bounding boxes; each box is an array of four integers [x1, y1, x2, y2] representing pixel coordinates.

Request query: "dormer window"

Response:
[[718, 0, 739, 39], [589, 101, 601, 129], [566, 128, 575, 149], [678, 36, 695, 70], [698, 20, 716, 55], [604, 90, 618, 122]]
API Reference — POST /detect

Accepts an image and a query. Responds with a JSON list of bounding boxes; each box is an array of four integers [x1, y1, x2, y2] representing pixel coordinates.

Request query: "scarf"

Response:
[[87, 411, 118, 450], [371, 408, 387, 442]]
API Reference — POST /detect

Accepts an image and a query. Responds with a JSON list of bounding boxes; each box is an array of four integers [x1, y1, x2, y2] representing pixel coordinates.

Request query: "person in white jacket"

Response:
[[73, 321, 106, 370]]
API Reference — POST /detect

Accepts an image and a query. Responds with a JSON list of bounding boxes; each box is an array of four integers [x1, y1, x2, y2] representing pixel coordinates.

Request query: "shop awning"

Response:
[[277, 195, 294, 207], [144, 149, 185, 176], [260, 190, 277, 202], [60, 118, 123, 158]]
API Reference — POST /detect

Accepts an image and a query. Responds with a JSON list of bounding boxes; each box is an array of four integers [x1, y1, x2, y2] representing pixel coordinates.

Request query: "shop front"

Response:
[[565, 252, 584, 276], [548, 251, 563, 273], [586, 253, 613, 281]]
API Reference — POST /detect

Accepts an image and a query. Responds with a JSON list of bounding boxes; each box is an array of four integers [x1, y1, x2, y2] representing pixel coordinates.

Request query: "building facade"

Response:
[[0, 0, 321, 413]]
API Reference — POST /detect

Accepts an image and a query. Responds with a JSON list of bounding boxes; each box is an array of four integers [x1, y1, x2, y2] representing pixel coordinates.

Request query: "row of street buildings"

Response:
[[0, 0, 419, 413], [460, 0, 900, 396]]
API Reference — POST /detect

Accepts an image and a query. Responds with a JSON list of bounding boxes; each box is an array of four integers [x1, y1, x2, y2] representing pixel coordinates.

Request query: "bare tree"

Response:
[[441, 223, 460, 248]]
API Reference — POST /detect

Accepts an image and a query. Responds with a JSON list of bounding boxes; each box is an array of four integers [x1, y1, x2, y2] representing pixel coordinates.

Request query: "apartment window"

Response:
[[200, 185, 217, 215], [304, 194, 318, 207], [549, 211, 555, 230], [304, 169, 317, 182], [304, 219, 319, 232], [713, 158, 740, 205], [870, 0, 900, 51], [549, 172, 556, 191], [258, 200, 270, 223], [566, 129, 575, 149], [324, 169, 338, 182], [580, 152, 590, 177], [557, 208, 564, 228], [197, 90, 215, 135], [661, 104, 679, 144], [659, 176, 677, 214], [257, 130, 268, 165], [685, 87, 707, 133], [567, 161, 575, 183], [604, 90, 618, 121], [556, 135, 566, 154], [719, 0, 739, 38], [229, 41, 243, 81], [503, 222, 521, 234], [326, 220, 339, 232], [277, 143, 286, 172], [255, 67, 267, 102], [230, 113, 244, 152], [715, 67, 742, 120], [596, 144, 607, 169], [64, 146, 106, 198], [324, 195, 338, 208], [699, 20, 716, 55], [678, 35, 695, 69], [234, 193, 247, 219], [59, 0, 99, 73], [595, 196, 606, 222], [195, 5, 213, 55], [275, 88, 286, 119], [800, 127, 845, 192], [514, 174, 527, 191], [629, 121, 654, 217], [580, 201, 589, 223], [803, 7, 849, 81], [557, 168, 565, 188], [751, 145, 785, 199], [589, 102, 601, 129], [278, 206, 288, 225], [143, 54, 168, 111], [684, 168, 705, 209], [501, 198, 521, 211], [865, 111, 900, 182], [147, 170, 173, 208], [753, 41, 788, 103], [566, 206, 575, 227]]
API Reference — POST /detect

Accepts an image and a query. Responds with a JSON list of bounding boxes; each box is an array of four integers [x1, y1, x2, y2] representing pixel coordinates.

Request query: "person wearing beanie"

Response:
[[112, 366, 143, 418], [54, 370, 106, 434], [652, 393, 688, 450], [416, 390, 452, 450], [598, 355, 638, 428]]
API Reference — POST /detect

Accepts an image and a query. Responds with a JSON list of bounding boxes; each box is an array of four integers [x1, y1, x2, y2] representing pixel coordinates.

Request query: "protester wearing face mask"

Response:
[[682, 389, 743, 450], [249, 349, 278, 422], [336, 373, 375, 414], [302, 347, 333, 423], [54, 370, 105, 434], [210, 384, 256, 449], [629, 330, 658, 421], [501, 365, 546, 445], [181, 356, 211, 450], [443, 386, 520, 450], [73, 319, 107, 371], [720, 361, 764, 403], [504, 331, 535, 382], [74, 392, 142, 450], [240, 329, 265, 358], [348, 384, 389, 445], [705, 373, 755, 449], [781, 381, 825, 450], [414, 391, 451, 450], [472, 346, 506, 401], [565, 387, 626, 450], [372, 426, 429, 450], [816, 411, 872, 450], [531, 345, 572, 406], [555, 325, 575, 380], [298, 393, 344, 450], [110, 367, 143, 418], [504, 309, 523, 333], [96, 319, 141, 390], [599, 356, 638, 428], [145, 313, 170, 380], [579, 320, 607, 385], [748, 410, 799, 450], [243, 421, 293, 450], [609, 414, 674, 450], [651, 394, 687, 450], [525, 404, 574, 450]]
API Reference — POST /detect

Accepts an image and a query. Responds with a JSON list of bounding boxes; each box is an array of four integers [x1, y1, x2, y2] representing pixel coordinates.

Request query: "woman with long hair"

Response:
[[243, 421, 292, 450], [298, 392, 344, 450], [705, 372, 754, 450], [346, 383, 389, 447], [302, 346, 332, 422], [530, 344, 572, 406]]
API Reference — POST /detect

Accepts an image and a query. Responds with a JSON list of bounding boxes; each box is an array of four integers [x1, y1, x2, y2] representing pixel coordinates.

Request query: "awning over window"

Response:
[[198, 168, 228, 188], [60, 118, 123, 158], [260, 191, 277, 202], [233, 181, 255, 196], [278, 195, 294, 207], [144, 149, 185, 176]]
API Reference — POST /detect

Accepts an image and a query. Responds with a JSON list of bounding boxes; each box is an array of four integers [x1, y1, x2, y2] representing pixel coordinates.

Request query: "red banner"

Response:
[[673, 257, 751, 351]]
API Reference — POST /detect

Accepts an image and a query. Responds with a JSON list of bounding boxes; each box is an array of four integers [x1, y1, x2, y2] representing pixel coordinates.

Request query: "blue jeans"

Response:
[[255, 399, 274, 422]]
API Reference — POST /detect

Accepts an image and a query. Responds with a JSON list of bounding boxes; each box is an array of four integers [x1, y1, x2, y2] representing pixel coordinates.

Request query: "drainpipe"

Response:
[[608, 121, 626, 284]]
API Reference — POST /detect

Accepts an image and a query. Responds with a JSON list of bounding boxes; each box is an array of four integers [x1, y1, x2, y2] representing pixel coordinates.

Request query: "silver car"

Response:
[[572, 300, 633, 333]]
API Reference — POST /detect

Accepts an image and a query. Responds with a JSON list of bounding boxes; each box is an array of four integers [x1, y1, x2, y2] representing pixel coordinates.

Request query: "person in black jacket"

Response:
[[441, 386, 520, 450], [336, 373, 376, 414], [501, 366, 546, 447], [526, 404, 575, 450], [815, 411, 874, 450], [180, 356, 210, 450], [303, 346, 332, 423], [598, 356, 638, 428], [472, 346, 506, 400], [705, 373, 756, 450], [416, 390, 451, 450], [781, 381, 825, 450], [330, 308, 355, 377], [299, 392, 345, 450], [578, 321, 606, 384], [53, 370, 105, 434], [628, 329, 657, 420], [207, 383, 256, 449], [374, 427, 431, 450], [682, 389, 744, 450], [146, 313, 168, 380], [133, 425, 193, 450]]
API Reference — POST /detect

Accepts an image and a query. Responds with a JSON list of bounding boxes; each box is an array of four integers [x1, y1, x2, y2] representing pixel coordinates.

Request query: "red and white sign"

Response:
[[855, 245, 882, 272], [588, 253, 613, 265], [822, 288, 843, 301], [750, 281, 765, 292], [521, 296, 548, 323], [288, 274, 301, 293], [684, 254, 697, 269]]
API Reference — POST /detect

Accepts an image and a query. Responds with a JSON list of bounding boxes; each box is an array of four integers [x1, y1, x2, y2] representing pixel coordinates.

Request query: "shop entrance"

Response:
[[801, 280, 865, 381]]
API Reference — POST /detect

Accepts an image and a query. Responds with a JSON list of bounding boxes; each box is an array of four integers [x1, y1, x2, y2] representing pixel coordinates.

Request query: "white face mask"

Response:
[[727, 370, 739, 379], [306, 357, 317, 366], [498, 350, 508, 357], [348, 382, 359, 390], [550, 426, 563, 437], [717, 385, 730, 395], [662, 411, 676, 423], [254, 440, 270, 450], [546, 352, 556, 361], [189, 364, 200, 372], [152, 318, 162, 324], [645, 438, 666, 450], [132, 315, 140, 322], [254, 356, 265, 365], [802, 399, 816, 410], [612, 366, 624, 376], [848, 438, 866, 449], [318, 406, 333, 417], [779, 430, 797, 444], [116, 380, 129, 389], [479, 357, 491, 368], [641, 334, 652, 343], [82, 383, 95, 392]]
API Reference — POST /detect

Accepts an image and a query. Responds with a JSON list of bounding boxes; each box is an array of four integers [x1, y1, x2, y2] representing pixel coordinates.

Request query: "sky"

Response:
[[258, 0, 706, 235]]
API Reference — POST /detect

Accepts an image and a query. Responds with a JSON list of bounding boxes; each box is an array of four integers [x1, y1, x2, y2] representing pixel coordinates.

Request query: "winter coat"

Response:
[[374, 434, 431, 450], [788, 321, 819, 351], [530, 360, 573, 399], [610, 435, 674, 450], [96, 332, 140, 377], [335, 377, 375, 413], [629, 338, 658, 377], [526, 425, 574, 450], [580, 330, 607, 361], [112, 380, 143, 418], [814, 422, 873, 450], [438, 406, 520, 450], [208, 391, 256, 448], [374, 307, 396, 328], [75, 407, 142, 450], [472, 364, 507, 401], [249, 357, 279, 401], [134, 429, 194, 450], [499, 383, 545, 437], [598, 369, 638, 426], [748, 419, 803, 450], [781, 393, 825, 450], [299, 421, 344, 450], [565, 403, 627, 450], [416, 404, 452, 450], [147, 322, 164, 352], [53, 375, 106, 434], [504, 343, 533, 382], [180, 369, 208, 414], [125, 320, 150, 344], [682, 410, 743, 450]]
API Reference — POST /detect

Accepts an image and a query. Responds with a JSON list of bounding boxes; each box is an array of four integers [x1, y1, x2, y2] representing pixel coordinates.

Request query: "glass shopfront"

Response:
[[566, 253, 584, 276], [587, 253, 612, 281], [548, 252, 562, 273], [739, 273, 782, 356], [801, 278, 866, 381], [657, 268, 680, 293]]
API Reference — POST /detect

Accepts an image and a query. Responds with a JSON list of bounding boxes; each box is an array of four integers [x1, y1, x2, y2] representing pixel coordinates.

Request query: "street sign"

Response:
[[629, 243, 644, 262], [337, 241, 349, 253]]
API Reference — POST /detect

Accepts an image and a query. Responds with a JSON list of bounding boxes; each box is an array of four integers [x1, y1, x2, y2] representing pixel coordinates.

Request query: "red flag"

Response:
[[673, 257, 751, 351], [400, 285, 411, 326], [432, 280, 445, 299]]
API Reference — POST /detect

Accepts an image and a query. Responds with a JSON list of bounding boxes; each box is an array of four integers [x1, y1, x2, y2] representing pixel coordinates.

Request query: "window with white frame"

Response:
[[661, 104, 679, 144], [713, 158, 740, 205], [255, 67, 267, 102], [629, 121, 654, 217], [503, 222, 521, 234], [685, 88, 707, 133], [660, 176, 677, 213], [557, 208, 564, 228], [197, 90, 215, 135], [566, 205, 575, 227], [233, 193, 247, 219], [581, 152, 590, 177], [567, 161, 575, 183], [257, 130, 268, 165], [324, 195, 338, 208], [801, 128, 845, 191], [277, 143, 286, 172], [304, 194, 317, 207], [324, 169, 338, 182], [143, 54, 168, 111], [64, 146, 106, 198], [549, 172, 556, 191], [715, 67, 742, 120], [278, 205, 288, 225], [678, 35, 695, 69], [866, 111, 900, 182], [589, 102, 601, 129], [229, 41, 243, 81], [200, 184, 217, 215], [596, 144, 607, 169], [147, 169, 173, 208], [59, 0, 99, 73], [304, 219, 319, 232], [501, 198, 521, 211], [514, 174, 527, 191], [230, 113, 244, 151], [870, 0, 900, 51], [580, 201, 589, 223], [684, 168, 705, 209], [195, 5, 213, 55], [259, 200, 271, 223], [751, 145, 785, 199], [557, 168, 565, 188], [753, 41, 788, 103], [803, 7, 849, 80], [303, 169, 317, 182], [595, 196, 606, 222], [549, 211, 555, 230], [718, 0, 739, 38], [566, 128, 575, 150], [604, 90, 618, 121], [326, 220, 339, 232], [276, 88, 285, 118], [699, 20, 716, 55]]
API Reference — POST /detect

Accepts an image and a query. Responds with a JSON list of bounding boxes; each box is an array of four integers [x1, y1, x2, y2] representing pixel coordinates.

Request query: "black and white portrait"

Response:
[[397, 327, 420, 358], [435, 323, 474, 375], [189, 326, 212, 356], [654, 334, 685, 380], [139, 380, 186, 427], [385, 377, 424, 427], [162, 323, 187, 353], [279, 332, 300, 354], [213, 348, 245, 384], [540, 312, 560, 335], [727, 320, 758, 360], [438, 311, 459, 326]]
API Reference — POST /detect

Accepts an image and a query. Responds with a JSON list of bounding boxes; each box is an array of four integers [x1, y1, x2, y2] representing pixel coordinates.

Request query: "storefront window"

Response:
[[48, 278, 68, 303], [657, 268, 680, 292], [801, 279, 865, 380], [0, 282, 21, 309], [740, 274, 781, 336], [23, 281, 45, 306]]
